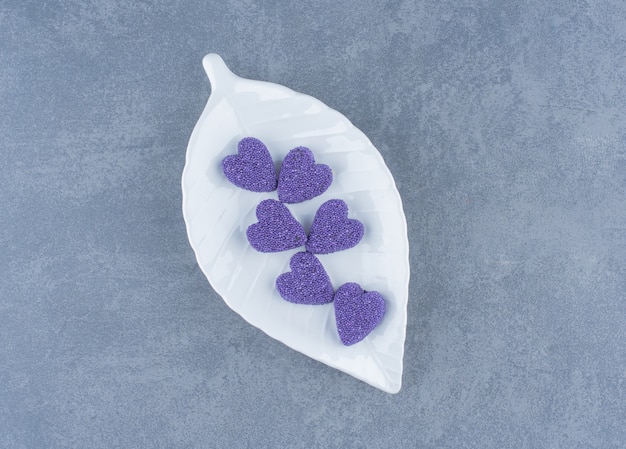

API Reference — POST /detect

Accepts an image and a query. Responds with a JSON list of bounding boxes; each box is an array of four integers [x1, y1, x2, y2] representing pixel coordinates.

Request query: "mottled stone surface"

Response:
[[1, 1, 625, 448]]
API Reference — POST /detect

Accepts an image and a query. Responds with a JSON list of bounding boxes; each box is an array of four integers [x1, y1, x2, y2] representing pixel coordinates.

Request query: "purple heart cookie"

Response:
[[305, 199, 364, 254], [277, 147, 332, 203], [247, 199, 306, 252], [222, 137, 277, 192], [334, 283, 385, 346], [276, 252, 334, 305]]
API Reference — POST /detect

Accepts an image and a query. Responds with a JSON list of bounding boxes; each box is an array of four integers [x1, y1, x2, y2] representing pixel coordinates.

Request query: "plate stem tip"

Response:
[[202, 53, 235, 92]]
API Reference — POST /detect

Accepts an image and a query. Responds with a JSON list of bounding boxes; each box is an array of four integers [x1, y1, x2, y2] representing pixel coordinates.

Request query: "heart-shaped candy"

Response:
[[334, 283, 385, 346], [306, 199, 364, 254], [277, 147, 332, 203], [222, 137, 277, 192], [247, 199, 306, 252], [276, 252, 334, 305]]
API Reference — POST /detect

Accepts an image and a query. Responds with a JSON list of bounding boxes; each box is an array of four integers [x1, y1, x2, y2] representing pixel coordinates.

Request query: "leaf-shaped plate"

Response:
[[182, 54, 410, 393]]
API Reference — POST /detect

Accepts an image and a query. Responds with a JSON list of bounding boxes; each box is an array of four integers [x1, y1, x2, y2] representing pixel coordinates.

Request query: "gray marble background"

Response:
[[2, 1, 625, 448]]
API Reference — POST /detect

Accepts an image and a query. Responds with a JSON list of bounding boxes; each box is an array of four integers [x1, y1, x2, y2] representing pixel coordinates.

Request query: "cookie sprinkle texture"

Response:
[[246, 200, 306, 252], [276, 252, 334, 305], [306, 199, 364, 254], [222, 137, 277, 192], [334, 283, 386, 346], [277, 147, 332, 203]]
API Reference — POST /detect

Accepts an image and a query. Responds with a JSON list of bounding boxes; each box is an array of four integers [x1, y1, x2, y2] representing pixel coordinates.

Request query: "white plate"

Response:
[[182, 54, 410, 393]]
